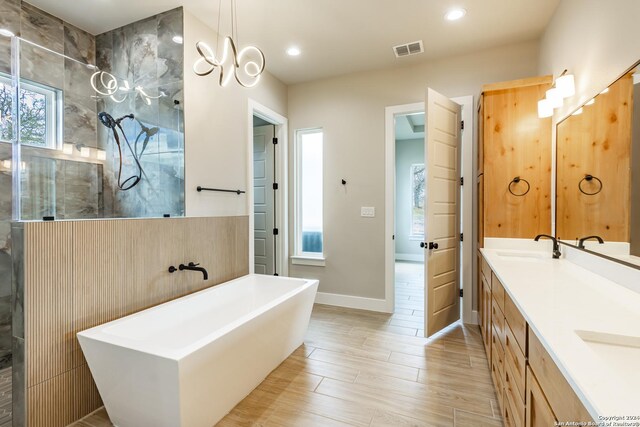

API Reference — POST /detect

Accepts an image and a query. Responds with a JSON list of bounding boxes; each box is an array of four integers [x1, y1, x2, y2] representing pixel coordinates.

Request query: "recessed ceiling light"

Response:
[[286, 46, 301, 56], [0, 28, 15, 38], [445, 8, 466, 21], [172, 35, 183, 45]]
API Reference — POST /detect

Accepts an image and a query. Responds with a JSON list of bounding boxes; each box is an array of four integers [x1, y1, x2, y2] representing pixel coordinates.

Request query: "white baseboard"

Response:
[[315, 292, 390, 313], [464, 309, 479, 325], [395, 253, 423, 262]]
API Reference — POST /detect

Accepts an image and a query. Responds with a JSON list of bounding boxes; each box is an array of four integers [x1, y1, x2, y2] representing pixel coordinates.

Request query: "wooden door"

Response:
[[526, 367, 557, 427], [253, 125, 275, 275], [424, 88, 462, 337]]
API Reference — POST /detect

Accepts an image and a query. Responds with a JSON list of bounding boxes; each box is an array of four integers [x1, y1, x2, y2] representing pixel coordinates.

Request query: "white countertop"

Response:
[[480, 246, 640, 420]]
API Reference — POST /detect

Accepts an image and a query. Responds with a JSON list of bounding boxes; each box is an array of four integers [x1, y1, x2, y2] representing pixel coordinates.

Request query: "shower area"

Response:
[[0, 2, 185, 417]]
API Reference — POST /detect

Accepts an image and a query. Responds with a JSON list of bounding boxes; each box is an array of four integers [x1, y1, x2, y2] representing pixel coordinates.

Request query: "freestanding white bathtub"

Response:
[[77, 274, 318, 427]]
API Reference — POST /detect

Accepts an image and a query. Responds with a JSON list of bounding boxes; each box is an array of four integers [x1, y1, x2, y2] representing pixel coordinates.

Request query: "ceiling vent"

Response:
[[393, 40, 424, 58]]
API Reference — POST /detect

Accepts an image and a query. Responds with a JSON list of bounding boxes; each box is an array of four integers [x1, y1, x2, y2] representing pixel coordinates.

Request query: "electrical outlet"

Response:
[[361, 207, 375, 217]]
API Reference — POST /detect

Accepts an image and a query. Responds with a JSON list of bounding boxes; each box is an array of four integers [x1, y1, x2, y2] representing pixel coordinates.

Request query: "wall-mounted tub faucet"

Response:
[[578, 235, 604, 249], [179, 262, 209, 280], [534, 234, 561, 259]]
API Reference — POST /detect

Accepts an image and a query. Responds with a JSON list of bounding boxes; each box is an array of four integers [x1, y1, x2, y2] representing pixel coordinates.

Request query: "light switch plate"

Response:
[[361, 207, 375, 217]]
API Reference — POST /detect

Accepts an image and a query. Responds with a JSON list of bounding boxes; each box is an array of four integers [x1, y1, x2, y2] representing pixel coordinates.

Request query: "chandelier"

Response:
[[193, 0, 265, 88]]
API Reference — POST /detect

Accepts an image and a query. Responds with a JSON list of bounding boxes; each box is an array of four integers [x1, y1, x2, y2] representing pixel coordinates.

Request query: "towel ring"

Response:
[[578, 174, 603, 196], [508, 176, 530, 197]]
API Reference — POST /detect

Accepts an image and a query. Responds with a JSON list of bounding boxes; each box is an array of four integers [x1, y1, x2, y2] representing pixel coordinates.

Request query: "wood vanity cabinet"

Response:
[[479, 253, 593, 427]]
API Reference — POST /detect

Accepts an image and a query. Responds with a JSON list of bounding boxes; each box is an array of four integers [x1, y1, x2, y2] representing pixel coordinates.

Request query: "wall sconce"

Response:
[[537, 69, 575, 118], [63, 143, 74, 155], [96, 149, 107, 161]]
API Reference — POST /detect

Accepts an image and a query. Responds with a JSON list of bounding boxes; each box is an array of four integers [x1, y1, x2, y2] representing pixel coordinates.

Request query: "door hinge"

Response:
[[273, 228, 279, 235], [460, 177, 464, 185], [460, 233, 463, 242], [460, 120, 464, 130], [392, 234, 395, 240], [460, 289, 464, 297], [272, 137, 278, 145], [273, 183, 279, 190]]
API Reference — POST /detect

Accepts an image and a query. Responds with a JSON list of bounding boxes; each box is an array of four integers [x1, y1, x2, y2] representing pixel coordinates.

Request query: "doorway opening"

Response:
[[385, 95, 474, 336], [247, 100, 288, 277], [394, 112, 426, 330], [252, 116, 277, 275]]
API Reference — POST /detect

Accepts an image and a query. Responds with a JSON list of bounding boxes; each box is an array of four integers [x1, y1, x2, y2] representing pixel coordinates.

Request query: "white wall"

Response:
[[395, 138, 424, 260], [539, 0, 640, 119], [287, 40, 540, 300], [183, 10, 288, 217]]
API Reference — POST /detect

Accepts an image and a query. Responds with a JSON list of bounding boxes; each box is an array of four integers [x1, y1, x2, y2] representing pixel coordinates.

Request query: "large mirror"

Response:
[[556, 61, 640, 268]]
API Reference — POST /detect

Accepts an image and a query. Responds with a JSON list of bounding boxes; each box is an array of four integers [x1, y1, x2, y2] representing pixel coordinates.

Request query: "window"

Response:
[[410, 163, 425, 237], [0, 72, 62, 150], [294, 128, 324, 263]]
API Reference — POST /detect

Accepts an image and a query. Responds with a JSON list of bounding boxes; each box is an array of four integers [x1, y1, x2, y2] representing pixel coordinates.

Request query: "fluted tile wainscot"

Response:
[[11, 216, 249, 427]]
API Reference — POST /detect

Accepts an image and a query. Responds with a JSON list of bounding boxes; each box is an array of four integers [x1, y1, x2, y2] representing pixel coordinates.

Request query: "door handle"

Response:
[[420, 242, 439, 250]]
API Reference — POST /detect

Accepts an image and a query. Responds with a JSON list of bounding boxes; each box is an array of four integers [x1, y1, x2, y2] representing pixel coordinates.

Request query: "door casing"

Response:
[[247, 99, 289, 277], [384, 96, 475, 324]]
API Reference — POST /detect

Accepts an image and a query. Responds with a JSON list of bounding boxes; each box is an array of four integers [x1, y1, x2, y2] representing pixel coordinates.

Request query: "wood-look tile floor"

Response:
[[73, 302, 501, 426]]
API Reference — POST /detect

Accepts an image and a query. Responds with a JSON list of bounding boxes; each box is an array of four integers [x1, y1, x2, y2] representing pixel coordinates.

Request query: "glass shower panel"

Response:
[[13, 36, 184, 221]]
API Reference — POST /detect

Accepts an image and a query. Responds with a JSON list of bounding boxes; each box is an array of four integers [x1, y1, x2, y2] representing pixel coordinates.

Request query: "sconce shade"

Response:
[[546, 88, 563, 109], [556, 74, 575, 98], [538, 99, 553, 118]]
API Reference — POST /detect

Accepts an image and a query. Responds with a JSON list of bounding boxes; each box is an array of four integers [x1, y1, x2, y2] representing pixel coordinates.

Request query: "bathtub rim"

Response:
[[76, 274, 318, 361]]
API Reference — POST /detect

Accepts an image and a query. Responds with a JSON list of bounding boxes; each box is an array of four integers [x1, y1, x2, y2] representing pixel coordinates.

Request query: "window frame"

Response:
[[0, 72, 62, 151], [409, 162, 425, 240], [292, 127, 325, 265]]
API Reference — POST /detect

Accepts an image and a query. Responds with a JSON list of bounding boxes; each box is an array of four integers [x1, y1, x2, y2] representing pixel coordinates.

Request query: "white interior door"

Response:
[[423, 88, 461, 337], [253, 125, 275, 275]]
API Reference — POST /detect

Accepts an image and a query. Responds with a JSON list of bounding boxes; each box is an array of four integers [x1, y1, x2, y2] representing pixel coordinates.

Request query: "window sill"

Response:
[[291, 256, 326, 267]]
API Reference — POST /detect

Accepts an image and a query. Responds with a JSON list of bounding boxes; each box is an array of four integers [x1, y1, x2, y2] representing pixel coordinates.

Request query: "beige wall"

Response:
[[287, 40, 540, 299], [539, 0, 640, 119], [183, 10, 288, 217], [539, 0, 640, 235]]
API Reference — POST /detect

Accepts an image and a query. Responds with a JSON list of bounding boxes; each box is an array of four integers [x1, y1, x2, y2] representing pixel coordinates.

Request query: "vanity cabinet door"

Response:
[[526, 367, 557, 427]]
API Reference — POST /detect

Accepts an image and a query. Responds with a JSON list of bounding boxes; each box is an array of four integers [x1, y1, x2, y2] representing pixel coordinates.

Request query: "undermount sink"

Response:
[[575, 330, 640, 349], [495, 251, 547, 261], [575, 330, 640, 387]]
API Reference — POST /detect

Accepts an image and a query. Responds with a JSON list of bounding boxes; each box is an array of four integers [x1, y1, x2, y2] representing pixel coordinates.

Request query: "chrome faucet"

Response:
[[578, 235, 604, 250], [168, 262, 209, 280], [534, 234, 561, 259]]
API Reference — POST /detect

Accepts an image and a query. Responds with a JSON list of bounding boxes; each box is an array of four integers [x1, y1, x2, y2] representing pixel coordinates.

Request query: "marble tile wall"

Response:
[[96, 7, 185, 218]]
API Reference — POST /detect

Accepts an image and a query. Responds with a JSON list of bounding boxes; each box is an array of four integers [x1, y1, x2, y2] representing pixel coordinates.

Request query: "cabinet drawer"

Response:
[[492, 326, 505, 377], [505, 323, 526, 402], [491, 271, 505, 311], [481, 255, 491, 286], [528, 330, 593, 424], [504, 360, 525, 427], [491, 297, 505, 349], [526, 366, 557, 427], [490, 347, 504, 409], [505, 292, 527, 353]]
